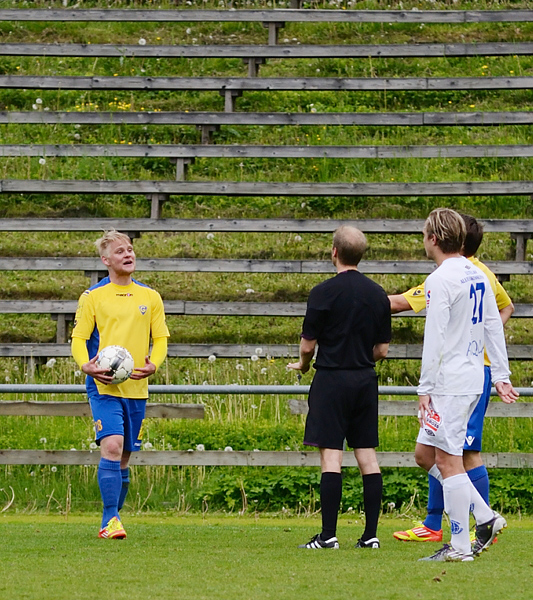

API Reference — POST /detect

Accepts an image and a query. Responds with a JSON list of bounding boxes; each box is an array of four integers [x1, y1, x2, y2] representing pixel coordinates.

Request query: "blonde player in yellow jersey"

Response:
[[389, 214, 514, 543], [71, 231, 169, 539]]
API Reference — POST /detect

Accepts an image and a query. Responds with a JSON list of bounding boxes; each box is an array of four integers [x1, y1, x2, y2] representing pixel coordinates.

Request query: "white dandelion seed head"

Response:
[[387, 502, 396, 510], [224, 446, 233, 452], [39, 158, 46, 165], [245, 288, 255, 294], [51, 466, 57, 472], [74, 133, 80, 139], [301, 202, 306, 208], [208, 354, 216, 363], [251, 404, 258, 409], [40, 437, 47, 444], [206, 232, 215, 240], [255, 347, 263, 355], [196, 444, 205, 451], [43, 107, 50, 111], [45, 357, 55, 367], [89, 442, 97, 450], [236, 363, 244, 371], [74, 370, 82, 377], [310, 107, 317, 113], [294, 235, 302, 242], [32, 104, 38, 110], [251, 354, 259, 362], [138, 38, 147, 45], [186, 28, 192, 34], [35, 98, 43, 104], [30, 471, 35, 477], [143, 442, 153, 450], [260, 367, 267, 375]]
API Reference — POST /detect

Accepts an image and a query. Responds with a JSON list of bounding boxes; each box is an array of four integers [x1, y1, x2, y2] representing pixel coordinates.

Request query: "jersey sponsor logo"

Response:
[[424, 408, 441, 437], [94, 419, 103, 433], [116, 293, 133, 297], [467, 339, 484, 357], [450, 520, 463, 535], [426, 289, 431, 308], [466, 435, 475, 446], [139, 305, 148, 315]]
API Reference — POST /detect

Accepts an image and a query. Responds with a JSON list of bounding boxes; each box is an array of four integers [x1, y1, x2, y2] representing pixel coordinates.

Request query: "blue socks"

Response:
[[423, 465, 490, 532], [466, 465, 490, 505], [118, 467, 130, 512], [97, 457, 122, 529]]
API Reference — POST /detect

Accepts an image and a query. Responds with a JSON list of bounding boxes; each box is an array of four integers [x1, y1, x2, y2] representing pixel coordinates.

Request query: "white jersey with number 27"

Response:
[[418, 256, 511, 396]]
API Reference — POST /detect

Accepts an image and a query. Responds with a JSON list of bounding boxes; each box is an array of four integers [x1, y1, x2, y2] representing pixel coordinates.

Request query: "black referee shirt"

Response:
[[301, 270, 391, 370]]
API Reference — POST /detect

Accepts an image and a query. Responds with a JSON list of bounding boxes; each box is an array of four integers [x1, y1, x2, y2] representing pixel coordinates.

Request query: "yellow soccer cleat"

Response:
[[393, 522, 443, 542], [98, 516, 127, 540]]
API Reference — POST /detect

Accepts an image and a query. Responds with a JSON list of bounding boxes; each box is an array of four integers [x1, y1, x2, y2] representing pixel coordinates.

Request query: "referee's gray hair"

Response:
[[333, 225, 367, 266], [424, 208, 466, 254], [95, 230, 132, 257]]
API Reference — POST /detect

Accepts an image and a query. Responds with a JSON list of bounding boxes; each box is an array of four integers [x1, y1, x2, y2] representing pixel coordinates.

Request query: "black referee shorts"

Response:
[[303, 368, 379, 451]]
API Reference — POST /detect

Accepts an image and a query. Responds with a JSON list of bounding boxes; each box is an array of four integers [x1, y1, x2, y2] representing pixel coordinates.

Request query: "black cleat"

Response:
[[298, 533, 339, 549], [473, 513, 507, 556], [355, 537, 380, 549]]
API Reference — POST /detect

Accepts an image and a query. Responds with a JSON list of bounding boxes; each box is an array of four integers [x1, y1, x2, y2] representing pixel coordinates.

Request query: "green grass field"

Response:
[[1, 514, 532, 600]]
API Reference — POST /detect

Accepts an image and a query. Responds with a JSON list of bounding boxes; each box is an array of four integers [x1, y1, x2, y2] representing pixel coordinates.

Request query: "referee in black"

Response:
[[288, 225, 391, 550]]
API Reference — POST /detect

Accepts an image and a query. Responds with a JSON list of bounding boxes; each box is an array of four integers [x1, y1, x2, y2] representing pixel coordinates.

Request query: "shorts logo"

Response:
[[450, 520, 463, 535], [139, 305, 147, 315], [94, 419, 103, 433], [466, 435, 475, 446], [424, 408, 441, 437]]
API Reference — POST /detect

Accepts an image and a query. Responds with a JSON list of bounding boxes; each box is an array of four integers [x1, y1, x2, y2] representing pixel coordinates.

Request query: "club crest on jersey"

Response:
[[424, 408, 441, 437], [412, 289, 423, 296], [450, 520, 463, 535], [139, 305, 147, 315]]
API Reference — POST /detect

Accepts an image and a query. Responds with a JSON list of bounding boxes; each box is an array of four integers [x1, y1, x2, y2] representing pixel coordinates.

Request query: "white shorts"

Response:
[[416, 394, 480, 456]]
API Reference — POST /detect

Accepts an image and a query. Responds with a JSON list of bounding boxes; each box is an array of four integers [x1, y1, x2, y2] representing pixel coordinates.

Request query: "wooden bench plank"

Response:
[[0, 217, 530, 234], [3, 144, 533, 159], [0, 449, 531, 468], [2, 111, 533, 126], [0, 401, 204, 419], [0, 9, 532, 24], [0, 343, 529, 360], [288, 399, 533, 417], [2, 75, 533, 91], [0, 258, 529, 275], [2, 179, 533, 196], [0, 300, 530, 318], [3, 42, 533, 59]]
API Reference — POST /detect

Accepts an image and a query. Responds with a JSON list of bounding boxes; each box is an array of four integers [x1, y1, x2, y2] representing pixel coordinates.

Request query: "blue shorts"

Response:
[[88, 389, 147, 452], [464, 366, 491, 452]]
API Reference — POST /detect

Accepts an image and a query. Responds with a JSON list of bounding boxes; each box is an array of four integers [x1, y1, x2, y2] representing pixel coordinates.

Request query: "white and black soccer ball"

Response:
[[96, 345, 134, 385]]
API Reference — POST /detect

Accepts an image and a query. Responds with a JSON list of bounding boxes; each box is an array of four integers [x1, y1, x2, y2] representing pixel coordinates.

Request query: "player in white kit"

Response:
[[416, 208, 519, 562]]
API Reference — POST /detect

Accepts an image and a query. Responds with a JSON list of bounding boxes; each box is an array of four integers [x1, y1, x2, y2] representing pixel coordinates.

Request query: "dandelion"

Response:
[[255, 347, 263, 355], [70, 448, 76, 451], [301, 202, 306, 208], [387, 377, 393, 383], [89, 442, 97, 450], [186, 28, 192, 34], [51, 466, 57, 472], [251, 354, 259, 362], [206, 233, 215, 240], [294, 235, 302, 242], [43, 107, 50, 111], [251, 404, 258, 409], [40, 437, 47, 444], [196, 444, 205, 451], [32, 104, 38, 110], [387, 502, 396, 511], [224, 446, 233, 452], [245, 288, 255, 294], [45, 357, 55, 367], [316, 68, 320, 73], [138, 38, 147, 45], [74, 133, 80, 139], [143, 442, 153, 450], [208, 354, 216, 363], [310, 107, 317, 113], [236, 363, 244, 371], [30, 471, 35, 477], [35, 98, 43, 105], [39, 158, 46, 166], [74, 370, 81, 377], [261, 367, 268, 375]]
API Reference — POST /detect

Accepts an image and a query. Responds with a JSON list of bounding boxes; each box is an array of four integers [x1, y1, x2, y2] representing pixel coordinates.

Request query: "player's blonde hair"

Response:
[[424, 208, 466, 254], [333, 225, 367, 266], [95, 230, 132, 257]]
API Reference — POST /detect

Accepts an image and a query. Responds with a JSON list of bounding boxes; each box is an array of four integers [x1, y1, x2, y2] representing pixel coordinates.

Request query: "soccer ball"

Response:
[[96, 345, 134, 385]]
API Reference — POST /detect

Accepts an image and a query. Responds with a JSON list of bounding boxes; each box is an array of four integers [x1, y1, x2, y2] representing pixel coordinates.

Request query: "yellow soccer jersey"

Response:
[[72, 277, 170, 399], [402, 256, 512, 366]]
